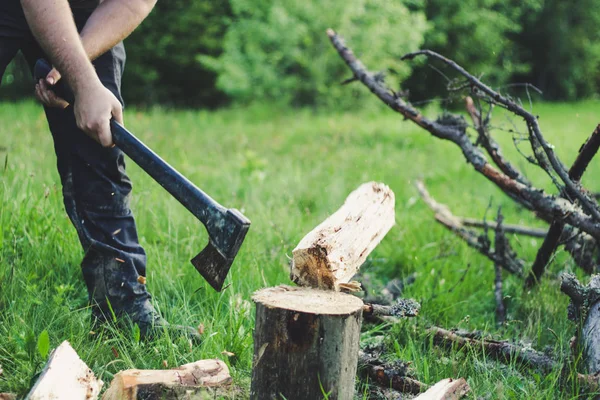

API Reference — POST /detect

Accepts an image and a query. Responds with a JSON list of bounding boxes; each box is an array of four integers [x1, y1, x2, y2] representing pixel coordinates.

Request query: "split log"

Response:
[[250, 286, 363, 400], [25, 341, 103, 400], [561, 274, 600, 374], [102, 359, 231, 400], [414, 378, 470, 400], [290, 182, 395, 291]]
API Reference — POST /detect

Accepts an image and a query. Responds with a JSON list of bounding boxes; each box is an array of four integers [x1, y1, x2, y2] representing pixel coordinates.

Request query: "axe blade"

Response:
[[191, 209, 250, 291]]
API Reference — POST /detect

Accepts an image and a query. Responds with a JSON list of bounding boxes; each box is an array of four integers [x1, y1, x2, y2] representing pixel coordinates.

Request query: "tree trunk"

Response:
[[291, 182, 395, 291], [250, 286, 363, 400]]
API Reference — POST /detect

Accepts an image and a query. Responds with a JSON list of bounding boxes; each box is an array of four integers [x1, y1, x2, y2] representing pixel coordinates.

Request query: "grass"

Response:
[[1, 99, 600, 398]]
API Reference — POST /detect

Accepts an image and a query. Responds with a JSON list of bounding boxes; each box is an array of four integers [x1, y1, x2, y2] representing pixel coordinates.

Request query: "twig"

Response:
[[363, 298, 421, 319], [526, 125, 600, 287], [401, 50, 600, 222], [494, 208, 507, 325], [358, 352, 428, 395], [415, 180, 524, 275], [428, 327, 556, 373], [461, 218, 547, 238]]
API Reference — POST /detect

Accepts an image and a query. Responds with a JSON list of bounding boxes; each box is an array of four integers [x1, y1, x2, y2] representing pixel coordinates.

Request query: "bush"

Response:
[[200, 0, 428, 108]]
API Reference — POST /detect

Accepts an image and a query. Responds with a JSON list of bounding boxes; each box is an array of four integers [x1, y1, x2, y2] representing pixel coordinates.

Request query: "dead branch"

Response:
[[526, 126, 600, 287], [494, 210, 507, 325], [358, 352, 428, 395], [428, 327, 556, 373], [465, 96, 530, 187], [402, 50, 600, 222], [416, 180, 524, 275], [327, 29, 600, 243], [363, 298, 421, 320], [461, 217, 547, 238]]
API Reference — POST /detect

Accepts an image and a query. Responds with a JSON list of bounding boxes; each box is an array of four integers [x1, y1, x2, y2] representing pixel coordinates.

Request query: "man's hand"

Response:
[[35, 67, 68, 109], [73, 82, 123, 148]]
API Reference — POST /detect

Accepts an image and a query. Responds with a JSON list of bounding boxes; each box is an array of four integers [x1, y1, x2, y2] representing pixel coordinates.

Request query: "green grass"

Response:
[[1, 99, 600, 398]]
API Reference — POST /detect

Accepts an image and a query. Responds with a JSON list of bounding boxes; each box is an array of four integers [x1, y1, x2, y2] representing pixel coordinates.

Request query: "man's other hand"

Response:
[[35, 67, 69, 109], [74, 82, 123, 147]]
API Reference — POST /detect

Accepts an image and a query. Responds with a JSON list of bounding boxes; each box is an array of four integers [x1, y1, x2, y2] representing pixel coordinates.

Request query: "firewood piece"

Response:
[[101, 359, 231, 400], [25, 341, 103, 400], [290, 182, 395, 291], [357, 352, 428, 395], [0, 394, 17, 400], [561, 274, 600, 374], [414, 378, 470, 400], [429, 327, 556, 373], [250, 285, 363, 400]]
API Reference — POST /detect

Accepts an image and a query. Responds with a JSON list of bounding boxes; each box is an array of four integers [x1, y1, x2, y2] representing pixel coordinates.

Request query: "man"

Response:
[[0, 0, 199, 340]]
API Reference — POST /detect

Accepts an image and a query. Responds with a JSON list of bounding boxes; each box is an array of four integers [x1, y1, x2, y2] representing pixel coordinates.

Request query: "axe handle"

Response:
[[110, 120, 226, 222], [34, 59, 226, 226]]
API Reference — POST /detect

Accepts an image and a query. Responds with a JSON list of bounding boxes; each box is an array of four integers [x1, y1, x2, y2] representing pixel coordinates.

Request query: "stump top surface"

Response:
[[252, 285, 363, 315]]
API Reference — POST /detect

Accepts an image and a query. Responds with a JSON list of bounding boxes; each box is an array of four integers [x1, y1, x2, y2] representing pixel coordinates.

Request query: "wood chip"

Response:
[[137, 276, 146, 285]]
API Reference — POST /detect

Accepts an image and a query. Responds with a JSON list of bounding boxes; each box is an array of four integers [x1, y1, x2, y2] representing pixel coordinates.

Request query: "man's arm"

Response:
[[80, 0, 157, 61], [36, 0, 157, 110]]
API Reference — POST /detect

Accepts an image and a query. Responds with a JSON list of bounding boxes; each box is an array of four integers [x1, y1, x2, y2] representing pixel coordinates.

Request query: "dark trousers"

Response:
[[0, 2, 151, 317]]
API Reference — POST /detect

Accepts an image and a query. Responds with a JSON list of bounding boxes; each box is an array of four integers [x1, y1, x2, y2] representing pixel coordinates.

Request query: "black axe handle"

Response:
[[34, 59, 250, 290]]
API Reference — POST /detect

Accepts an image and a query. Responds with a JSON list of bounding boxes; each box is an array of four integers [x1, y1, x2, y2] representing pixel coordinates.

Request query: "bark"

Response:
[[101, 359, 232, 400], [291, 182, 395, 291], [250, 286, 363, 400], [25, 341, 103, 400]]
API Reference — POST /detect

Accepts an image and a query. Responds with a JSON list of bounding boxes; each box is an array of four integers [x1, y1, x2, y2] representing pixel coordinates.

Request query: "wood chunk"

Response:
[[25, 341, 103, 400], [291, 182, 395, 291], [102, 359, 232, 400], [250, 286, 363, 400], [0, 394, 17, 400], [414, 378, 470, 400]]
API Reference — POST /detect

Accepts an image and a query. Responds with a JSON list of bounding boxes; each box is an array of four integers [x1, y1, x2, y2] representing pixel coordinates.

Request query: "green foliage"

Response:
[[200, 0, 428, 107], [121, 0, 231, 107], [405, 0, 531, 101], [514, 0, 600, 100], [36, 330, 50, 360]]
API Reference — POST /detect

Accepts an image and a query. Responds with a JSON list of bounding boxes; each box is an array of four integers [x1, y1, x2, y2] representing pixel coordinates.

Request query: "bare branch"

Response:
[[461, 218, 547, 238], [402, 50, 600, 221], [494, 208, 508, 325], [327, 29, 600, 241], [416, 180, 524, 275]]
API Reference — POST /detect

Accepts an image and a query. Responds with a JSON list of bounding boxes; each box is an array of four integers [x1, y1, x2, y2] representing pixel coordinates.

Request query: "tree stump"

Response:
[[250, 286, 363, 400]]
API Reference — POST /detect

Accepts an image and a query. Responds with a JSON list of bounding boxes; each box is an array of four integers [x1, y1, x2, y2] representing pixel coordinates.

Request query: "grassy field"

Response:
[[1, 99, 600, 398]]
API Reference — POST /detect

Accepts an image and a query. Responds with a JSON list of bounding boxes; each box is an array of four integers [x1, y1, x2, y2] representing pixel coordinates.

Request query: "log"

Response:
[[357, 352, 428, 395], [102, 359, 232, 400], [291, 182, 395, 291], [250, 286, 363, 400], [561, 274, 600, 374], [25, 341, 103, 400], [414, 378, 470, 400]]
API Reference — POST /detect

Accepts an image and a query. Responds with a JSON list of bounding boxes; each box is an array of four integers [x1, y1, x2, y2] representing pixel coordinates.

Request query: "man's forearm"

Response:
[[20, 0, 100, 95], [80, 0, 157, 61]]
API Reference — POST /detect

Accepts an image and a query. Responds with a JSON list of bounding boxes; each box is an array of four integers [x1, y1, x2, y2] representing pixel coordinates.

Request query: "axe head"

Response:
[[191, 208, 250, 291]]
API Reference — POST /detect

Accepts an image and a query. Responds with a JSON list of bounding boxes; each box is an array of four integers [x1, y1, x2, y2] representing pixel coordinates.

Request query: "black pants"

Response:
[[0, 2, 151, 317]]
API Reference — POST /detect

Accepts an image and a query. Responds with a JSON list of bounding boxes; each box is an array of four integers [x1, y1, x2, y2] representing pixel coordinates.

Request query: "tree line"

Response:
[[2, 0, 600, 107]]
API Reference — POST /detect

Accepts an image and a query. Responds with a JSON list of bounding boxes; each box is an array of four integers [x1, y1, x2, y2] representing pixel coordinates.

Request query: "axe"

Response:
[[34, 59, 250, 291]]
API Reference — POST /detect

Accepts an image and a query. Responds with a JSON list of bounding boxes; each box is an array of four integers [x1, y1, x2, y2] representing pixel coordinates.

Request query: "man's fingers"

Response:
[[46, 67, 62, 86], [38, 79, 69, 108], [96, 119, 114, 148], [112, 102, 124, 126]]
